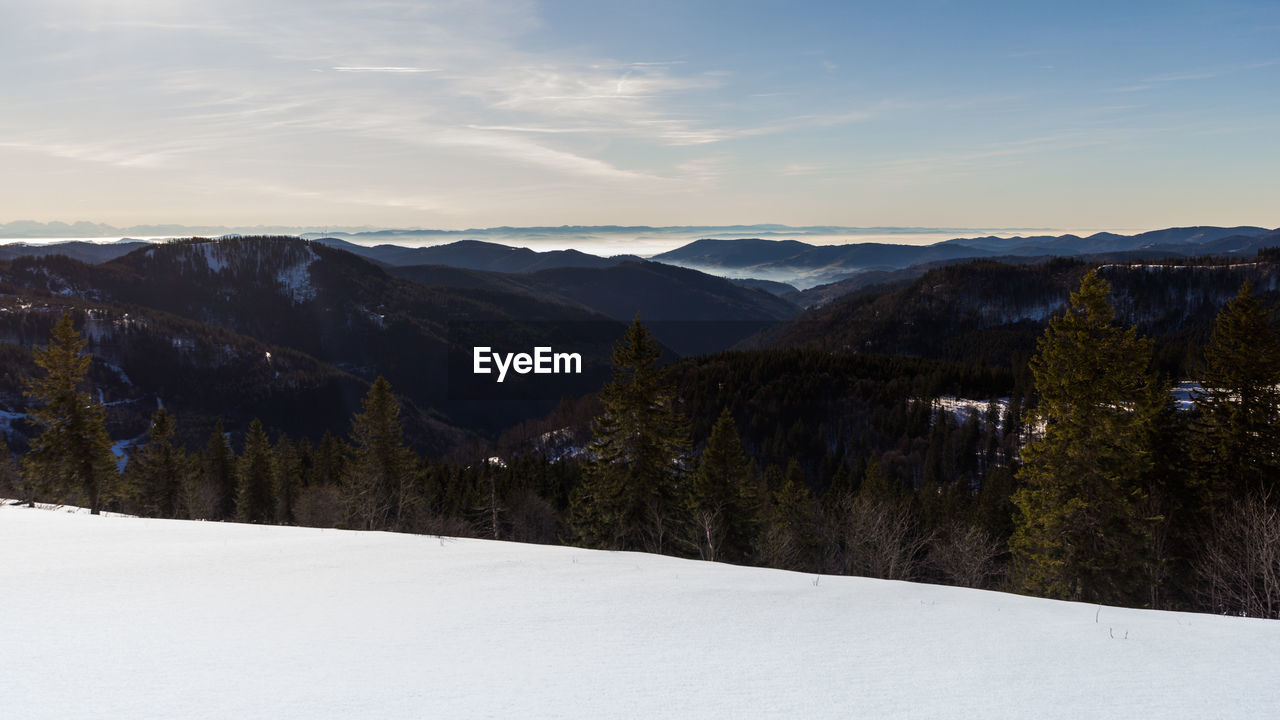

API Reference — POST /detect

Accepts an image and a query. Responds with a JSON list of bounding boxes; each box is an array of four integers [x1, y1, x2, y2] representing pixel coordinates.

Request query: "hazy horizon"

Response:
[[0, 222, 1167, 257]]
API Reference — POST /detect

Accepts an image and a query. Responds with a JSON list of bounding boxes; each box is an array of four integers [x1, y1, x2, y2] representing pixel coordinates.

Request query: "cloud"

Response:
[[1114, 58, 1279, 92], [0, 0, 905, 224], [332, 66, 440, 73]]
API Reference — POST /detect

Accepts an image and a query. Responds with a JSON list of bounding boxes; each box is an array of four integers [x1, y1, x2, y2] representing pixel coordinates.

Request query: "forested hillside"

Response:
[[768, 254, 1280, 377], [3, 239, 1279, 619]]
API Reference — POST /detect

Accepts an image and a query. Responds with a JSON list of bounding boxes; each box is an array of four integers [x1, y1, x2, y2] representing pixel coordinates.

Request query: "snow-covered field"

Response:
[[3, 504, 1278, 719]]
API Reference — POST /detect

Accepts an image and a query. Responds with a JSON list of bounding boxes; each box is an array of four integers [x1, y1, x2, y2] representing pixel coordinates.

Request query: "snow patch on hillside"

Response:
[[933, 396, 1007, 428], [183, 241, 229, 273], [276, 245, 319, 303]]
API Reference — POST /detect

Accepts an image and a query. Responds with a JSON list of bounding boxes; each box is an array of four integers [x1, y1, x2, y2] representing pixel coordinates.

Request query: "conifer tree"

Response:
[[1011, 271, 1161, 604], [570, 316, 689, 553], [312, 431, 348, 488], [273, 434, 303, 525], [202, 421, 236, 520], [858, 457, 897, 505], [687, 407, 756, 562], [1192, 281, 1280, 502], [345, 376, 419, 531], [126, 408, 188, 518], [236, 419, 276, 523], [0, 435, 26, 507], [757, 459, 815, 570], [23, 313, 117, 514]]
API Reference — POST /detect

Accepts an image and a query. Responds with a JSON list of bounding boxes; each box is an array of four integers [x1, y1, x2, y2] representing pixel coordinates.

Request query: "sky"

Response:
[[2, 0, 1278, 232]]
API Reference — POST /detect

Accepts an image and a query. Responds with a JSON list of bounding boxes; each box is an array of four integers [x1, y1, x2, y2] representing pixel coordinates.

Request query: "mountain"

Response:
[[935, 226, 1271, 254], [389, 260, 802, 356], [311, 238, 642, 270], [0, 291, 380, 453], [0, 237, 632, 444], [728, 277, 799, 297], [652, 239, 997, 288], [649, 238, 814, 267], [0, 240, 150, 264], [6, 505, 1276, 719], [764, 254, 1280, 375], [653, 226, 1280, 290]]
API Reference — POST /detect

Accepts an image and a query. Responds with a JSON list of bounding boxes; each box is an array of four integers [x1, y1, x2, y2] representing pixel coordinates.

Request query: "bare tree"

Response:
[[1196, 492, 1280, 618], [822, 493, 929, 581], [928, 522, 1004, 589], [758, 522, 806, 571]]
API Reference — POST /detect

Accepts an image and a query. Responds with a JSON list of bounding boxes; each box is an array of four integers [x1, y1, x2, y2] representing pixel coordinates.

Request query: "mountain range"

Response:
[[6, 225, 1277, 295], [0, 230, 1276, 455], [0, 237, 799, 450], [652, 226, 1279, 289]]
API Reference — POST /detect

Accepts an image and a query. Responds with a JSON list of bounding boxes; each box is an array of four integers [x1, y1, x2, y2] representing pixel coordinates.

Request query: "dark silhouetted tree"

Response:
[[126, 408, 189, 518], [344, 377, 419, 531], [686, 407, 756, 562], [23, 313, 117, 514], [570, 317, 689, 553], [236, 419, 276, 523], [1011, 271, 1162, 605], [1192, 281, 1280, 503]]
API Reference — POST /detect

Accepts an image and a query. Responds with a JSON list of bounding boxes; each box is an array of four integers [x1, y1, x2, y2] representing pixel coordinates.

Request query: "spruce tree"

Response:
[[126, 408, 189, 518], [1192, 281, 1280, 502], [757, 460, 815, 570], [1011, 271, 1161, 605], [312, 431, 349, 488], [202, 421, 237, 520], [570, 316, 689, 553], [0, 435, 26, 507], [23, 313, 117, 514], [687, 407, 756, 562], [273, 434, 303, 525], [345, 376, 419, 531], [236, 419, 276, 523]]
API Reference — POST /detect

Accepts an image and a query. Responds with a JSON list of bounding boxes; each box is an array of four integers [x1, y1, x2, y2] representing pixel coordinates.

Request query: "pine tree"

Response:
[[312, 431, 349, 488], [126, 408, 189, 518], [1011, 271, 1161, 605], [687, 407, 756, 562], [1192, 281, 1280, 502], [0, 435, 25, 507], [757, 459, 815, 570], [345, 376, 419, 531], [273, 434, 303, 525], [236, 419, 276, 523], [570, 316, 690, 553], [202, 421, 237, 520], [23, 313, 118, 514]]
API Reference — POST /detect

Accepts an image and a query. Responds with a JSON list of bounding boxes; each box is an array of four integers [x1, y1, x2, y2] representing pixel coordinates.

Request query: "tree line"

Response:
[[6, 277, 1280, 618]]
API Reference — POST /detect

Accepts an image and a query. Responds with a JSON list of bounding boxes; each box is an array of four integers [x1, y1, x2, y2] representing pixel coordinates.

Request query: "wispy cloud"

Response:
[[332, 66, 440, 73], [1114, 58, 1279, 92]]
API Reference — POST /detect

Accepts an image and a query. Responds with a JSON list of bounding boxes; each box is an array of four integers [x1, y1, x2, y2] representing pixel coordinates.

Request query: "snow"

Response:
[[1, 505, 1278, 719], [933, 396, 1007, 428], [1172, 381, 1203, 411], [194, 242, 229, 274], [0, 408, 29, 433], [98, 360, 134, 387], [276, 245, 319, 303], [109, 432, 148, 470]]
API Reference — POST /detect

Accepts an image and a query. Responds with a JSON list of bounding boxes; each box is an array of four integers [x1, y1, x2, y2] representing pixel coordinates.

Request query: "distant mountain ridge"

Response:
[[4, 225, 1277, 304], [653, 226, 1279, 289], [388, 260, 800, 355], [762, 252, 1280, 375], [313, 238, 643, 272]]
